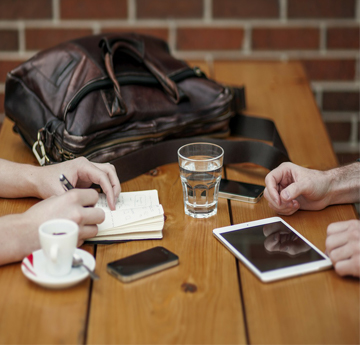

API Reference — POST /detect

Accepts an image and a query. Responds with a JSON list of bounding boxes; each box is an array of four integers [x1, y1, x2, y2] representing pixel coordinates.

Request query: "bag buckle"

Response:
[[32, 131, 49, 166]]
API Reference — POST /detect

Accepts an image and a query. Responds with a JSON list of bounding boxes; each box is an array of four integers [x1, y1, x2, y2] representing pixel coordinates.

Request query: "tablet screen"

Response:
[[220, 221, 324, 272]]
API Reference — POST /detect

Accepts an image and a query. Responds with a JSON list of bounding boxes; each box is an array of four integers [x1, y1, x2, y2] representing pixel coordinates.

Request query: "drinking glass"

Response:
[[178, 142, 224, 218]]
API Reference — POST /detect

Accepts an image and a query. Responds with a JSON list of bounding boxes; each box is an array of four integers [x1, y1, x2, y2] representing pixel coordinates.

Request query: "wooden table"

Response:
[[0, 61, 358, 345]]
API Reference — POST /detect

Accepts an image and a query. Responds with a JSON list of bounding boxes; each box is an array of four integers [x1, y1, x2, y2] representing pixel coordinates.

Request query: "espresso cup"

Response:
[[39, 219, 79, 277]]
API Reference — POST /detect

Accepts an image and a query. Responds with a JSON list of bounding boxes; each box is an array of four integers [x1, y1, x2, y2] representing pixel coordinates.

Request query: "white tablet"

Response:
[[213, 217, 332, 283]]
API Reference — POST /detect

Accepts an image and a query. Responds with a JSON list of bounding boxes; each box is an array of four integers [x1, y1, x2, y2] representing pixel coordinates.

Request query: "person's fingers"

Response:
[[264, 187, 289, 211], [328, 243, 352, 263], [77, 163, 120, 210], [327, 220, 356, 235], [66, 189, 99, 207], [60, 190, 105, 225], [279, 182, 306, 203], [264, 165, 301, 215], [263, 180, 281, 207], [93, 162, 121, 196], [326, 221, 360, 278], [266, 200, 299, 216], [78, 224, 99, 241], [81, 207, 105, 225], [325, 232, 348, 254], [333, 255, 360, 277], [326, 220, 360, 254], [264, 187, 280, 207]]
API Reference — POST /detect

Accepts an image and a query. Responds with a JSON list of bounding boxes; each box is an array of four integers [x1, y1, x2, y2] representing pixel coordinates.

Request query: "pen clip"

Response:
[[59, 174, 74, 191]]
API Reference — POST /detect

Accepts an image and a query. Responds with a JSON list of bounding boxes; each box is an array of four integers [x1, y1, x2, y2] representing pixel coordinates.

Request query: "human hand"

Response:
[[0, 189, 104, 266], [263, 222, 311, 255], [325, 219, 360, 278], [264, 162, 332, 215], [24, 189, 105, 247], [37, 157, 121, 210]]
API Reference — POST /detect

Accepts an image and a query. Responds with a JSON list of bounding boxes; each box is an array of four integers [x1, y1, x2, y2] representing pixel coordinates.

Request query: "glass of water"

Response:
[[178, 142, 224, 218]]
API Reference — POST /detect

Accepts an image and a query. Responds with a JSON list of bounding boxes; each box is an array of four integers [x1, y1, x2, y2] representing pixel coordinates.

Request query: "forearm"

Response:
[[0, 213, 40, 265], [0, 159, 43, 198], [327, 163, 360, 206]]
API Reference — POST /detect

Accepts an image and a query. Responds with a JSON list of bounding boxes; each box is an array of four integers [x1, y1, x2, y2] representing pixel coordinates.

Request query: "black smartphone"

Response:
[[219, 179, 265, 203], [107, 246, 179, 283]]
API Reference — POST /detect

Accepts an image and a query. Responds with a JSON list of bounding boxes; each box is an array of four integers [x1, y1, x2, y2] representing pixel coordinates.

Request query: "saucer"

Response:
[[21, 248, 96, 289]]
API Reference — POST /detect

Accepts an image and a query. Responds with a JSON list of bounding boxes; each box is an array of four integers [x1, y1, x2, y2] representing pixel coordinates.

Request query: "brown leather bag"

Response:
[[4, 33, 288, 180]]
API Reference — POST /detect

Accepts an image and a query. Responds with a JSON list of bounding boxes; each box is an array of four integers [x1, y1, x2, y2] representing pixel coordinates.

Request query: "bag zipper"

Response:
[[55, 108, 233, 160], [65, 67, 206, 115]]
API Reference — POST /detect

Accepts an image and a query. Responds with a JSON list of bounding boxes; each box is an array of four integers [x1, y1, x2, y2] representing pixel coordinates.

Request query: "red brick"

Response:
[[288, 0, 356, 19], [327, 27, 360, 49], [252, 28, 319, 50], [325, 122, 351, 141], [323, 91, 360, 112], [136, 0, 203, 19], [213, 0, 279, 18], [300, 59, 356, 81], [0, 60, 26, 83], [61, 0, 127, 19], [0, 93, 4, 114], [0, 30, 19, 51], [177, 28, 244, 50], [0, 0, 52, 19], [101, 28, 169, 43], [25, 29, 93, 51]]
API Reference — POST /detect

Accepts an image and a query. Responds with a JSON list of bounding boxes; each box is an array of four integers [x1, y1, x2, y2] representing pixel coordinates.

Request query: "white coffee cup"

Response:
[[39, 219, 79, 277]]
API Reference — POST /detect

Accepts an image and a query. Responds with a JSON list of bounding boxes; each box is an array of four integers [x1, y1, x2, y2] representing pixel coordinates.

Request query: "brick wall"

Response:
[[0, 0, 359, 164]]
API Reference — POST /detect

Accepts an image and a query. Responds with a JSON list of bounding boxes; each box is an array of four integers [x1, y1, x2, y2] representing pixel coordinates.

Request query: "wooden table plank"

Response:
[[213, 61, 360, 344], [85, 59, 246, 344], [0, 61, 358, 345], [87, 164, 246, 344], [0, 118, 95, 344], [213, 61, 337, 170]]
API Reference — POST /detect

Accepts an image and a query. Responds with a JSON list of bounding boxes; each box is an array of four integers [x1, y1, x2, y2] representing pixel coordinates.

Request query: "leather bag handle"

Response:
[[100, 36, 182, 116]]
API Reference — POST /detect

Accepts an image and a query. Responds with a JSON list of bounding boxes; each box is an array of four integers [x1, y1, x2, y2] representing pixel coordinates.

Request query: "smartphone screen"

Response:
[[219, 179, 265, 203], [107, 246, 179, 283]]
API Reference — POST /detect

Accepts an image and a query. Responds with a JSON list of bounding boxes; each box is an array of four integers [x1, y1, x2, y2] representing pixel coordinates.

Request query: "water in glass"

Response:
[[180, 158, 222, 218]]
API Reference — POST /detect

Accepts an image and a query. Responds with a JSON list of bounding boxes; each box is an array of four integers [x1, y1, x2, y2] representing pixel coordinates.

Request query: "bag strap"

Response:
[[111, 111, 290, 183]]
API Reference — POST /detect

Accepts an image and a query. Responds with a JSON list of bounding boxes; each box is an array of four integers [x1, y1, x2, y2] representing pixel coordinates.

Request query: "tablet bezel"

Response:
[[213, 216, 332, 283]]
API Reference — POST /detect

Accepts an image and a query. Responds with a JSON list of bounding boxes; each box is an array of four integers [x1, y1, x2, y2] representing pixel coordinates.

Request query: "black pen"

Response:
[[59, 174, 74, 191]]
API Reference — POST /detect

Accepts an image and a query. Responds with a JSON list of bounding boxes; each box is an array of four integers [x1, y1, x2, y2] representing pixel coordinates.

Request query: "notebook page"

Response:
[[98, 205, 164, 232], [95, 190, 160, 211]]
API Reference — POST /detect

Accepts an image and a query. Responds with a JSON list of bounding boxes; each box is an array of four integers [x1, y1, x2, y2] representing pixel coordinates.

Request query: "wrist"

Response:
[[327, 163, 360, 206], [0, 212, 39, 265], [27, 165, 60, 199], [25, 165, 46, 199]]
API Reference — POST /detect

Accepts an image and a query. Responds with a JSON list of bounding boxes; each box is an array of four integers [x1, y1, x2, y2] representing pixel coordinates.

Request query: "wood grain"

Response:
[[0, 118, 94, 344], [213, 61, 360, 344], [213, 61, 338, 170], [87, 164, 246, 344], [0, 61, 358, 344], [86, 59, 245, 344]]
